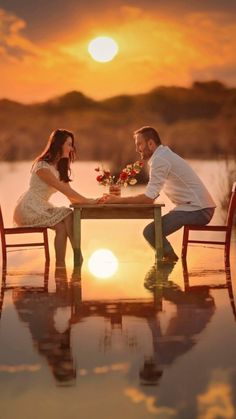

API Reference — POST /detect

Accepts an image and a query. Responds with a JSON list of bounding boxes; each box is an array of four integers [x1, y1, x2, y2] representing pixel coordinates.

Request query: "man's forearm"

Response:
[[114, 193, 154, 204]]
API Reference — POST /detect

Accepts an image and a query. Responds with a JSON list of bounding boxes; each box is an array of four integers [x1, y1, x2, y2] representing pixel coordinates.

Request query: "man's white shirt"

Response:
[[145, 145, 216, 211]]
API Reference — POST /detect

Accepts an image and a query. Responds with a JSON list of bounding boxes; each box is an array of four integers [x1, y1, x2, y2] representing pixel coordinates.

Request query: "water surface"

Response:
[[0, 161, 235, 418]]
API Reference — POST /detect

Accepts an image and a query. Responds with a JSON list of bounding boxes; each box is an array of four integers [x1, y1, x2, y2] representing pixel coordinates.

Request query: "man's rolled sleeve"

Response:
[[145, 157, 170, 200]]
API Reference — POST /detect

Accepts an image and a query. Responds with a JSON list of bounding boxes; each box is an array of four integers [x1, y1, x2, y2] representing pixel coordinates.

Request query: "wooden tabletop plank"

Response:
[[70, 203, 165, 220], [71, 204, 164, 209]]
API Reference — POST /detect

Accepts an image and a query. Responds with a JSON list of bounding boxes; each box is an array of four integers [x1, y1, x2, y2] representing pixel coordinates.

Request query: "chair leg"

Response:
[[224, 246, 230, 267], [43, 230, 50, 264], [1, 259, 7, 273], [182, 258, 190, 291], [181, 226, 189, 259], [224, 230, 231, 267], [44, 263, 50, 290], [1, 235, 7, 272]]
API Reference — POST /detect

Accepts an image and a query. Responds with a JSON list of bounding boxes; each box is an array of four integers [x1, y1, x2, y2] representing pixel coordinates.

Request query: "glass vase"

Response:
[[109, 184, 121, 196]]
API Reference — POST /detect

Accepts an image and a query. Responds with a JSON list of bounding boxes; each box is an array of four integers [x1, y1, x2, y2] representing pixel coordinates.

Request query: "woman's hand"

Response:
[[98, 194, 121, 204], [86, 198, 100, 204], [97, 194, 108, 204]]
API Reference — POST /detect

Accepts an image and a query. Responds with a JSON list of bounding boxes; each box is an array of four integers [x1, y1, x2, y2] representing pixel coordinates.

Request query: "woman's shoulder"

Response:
[[32, 160, 54, 173]]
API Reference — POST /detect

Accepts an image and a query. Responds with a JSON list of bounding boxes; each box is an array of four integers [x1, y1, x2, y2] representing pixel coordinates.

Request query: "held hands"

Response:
[[97, 184, 122, 204], [86, 186, 122, 204], [73, 196, 118, 205], [87, 197, 119, 204], [98, 194, 121, 204], [86, 198, 101, 204]]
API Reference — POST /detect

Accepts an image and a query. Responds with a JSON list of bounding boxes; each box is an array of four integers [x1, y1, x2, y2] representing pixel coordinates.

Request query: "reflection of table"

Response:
[[71, 204, 165, 267]]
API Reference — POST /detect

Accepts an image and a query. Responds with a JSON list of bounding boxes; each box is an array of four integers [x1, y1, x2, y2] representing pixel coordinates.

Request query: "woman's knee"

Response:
[[65, 211, 73, 221], [64, 212, 73, 227]]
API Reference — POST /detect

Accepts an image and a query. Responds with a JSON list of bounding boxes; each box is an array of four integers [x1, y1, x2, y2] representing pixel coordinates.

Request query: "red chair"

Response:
[[0, 205, 50, 270], [182, 183, 236, 264]]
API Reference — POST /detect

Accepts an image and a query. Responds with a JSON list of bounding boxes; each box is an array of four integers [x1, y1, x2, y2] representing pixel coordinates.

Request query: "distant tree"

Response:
[[192, 80, 226, 93]]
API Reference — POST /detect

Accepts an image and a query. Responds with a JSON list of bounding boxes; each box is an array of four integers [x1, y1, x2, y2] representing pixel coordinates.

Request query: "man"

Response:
[[103, 126, 216, 262]]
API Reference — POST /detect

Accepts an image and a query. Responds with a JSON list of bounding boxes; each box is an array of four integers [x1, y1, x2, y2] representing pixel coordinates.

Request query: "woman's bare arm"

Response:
[[36, 168, 96, 204]]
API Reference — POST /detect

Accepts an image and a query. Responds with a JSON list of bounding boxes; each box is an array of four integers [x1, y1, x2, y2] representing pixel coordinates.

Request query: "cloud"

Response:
[[0, 8, 39, 61], [135, 0, 236, 17], [0, 5, 236, 102], [0, 364, 41, 372], [0, 8, 88, 101], [1, 0, 236, 42], [77, 362, 130, 377], [197, 369, 235, 419], [124, 387, 176, 416]]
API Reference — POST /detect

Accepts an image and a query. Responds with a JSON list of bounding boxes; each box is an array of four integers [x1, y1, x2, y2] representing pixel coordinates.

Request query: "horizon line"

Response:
[[1, 79, 235, 106]]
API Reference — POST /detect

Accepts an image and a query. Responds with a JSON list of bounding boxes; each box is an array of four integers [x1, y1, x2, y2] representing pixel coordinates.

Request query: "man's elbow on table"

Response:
[[136, 193, 155, 204]]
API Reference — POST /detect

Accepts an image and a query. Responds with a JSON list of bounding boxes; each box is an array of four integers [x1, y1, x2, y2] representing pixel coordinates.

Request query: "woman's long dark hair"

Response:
[[33, 129, 76, 182]]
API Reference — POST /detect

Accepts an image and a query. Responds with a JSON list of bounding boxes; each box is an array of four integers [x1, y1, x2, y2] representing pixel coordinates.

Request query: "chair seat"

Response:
[[1, 205, 50, 270], [182, 182, 236, 265], [4, 226, 48, 234]]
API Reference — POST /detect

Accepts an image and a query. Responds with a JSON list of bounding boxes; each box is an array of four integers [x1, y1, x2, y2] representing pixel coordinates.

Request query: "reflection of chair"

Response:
[[182, 183, 236, 264], [182, 260, 236, 321], [0, 263, 49, 319], [1, 263, 49, 292], [0, 205, 50, 270]]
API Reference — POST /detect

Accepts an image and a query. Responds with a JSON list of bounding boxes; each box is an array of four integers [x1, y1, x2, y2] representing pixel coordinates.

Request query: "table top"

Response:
[[71, 203, 164, 209], [71, 203, 164, 220]]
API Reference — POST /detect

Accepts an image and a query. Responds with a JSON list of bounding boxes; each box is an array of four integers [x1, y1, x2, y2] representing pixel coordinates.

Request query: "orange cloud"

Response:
[[197, 370, 235, 419], [0, 363, 41, 372], [124, 387, 176, 416], [0, 6, 236, 102], [0, 8, 39, 61]]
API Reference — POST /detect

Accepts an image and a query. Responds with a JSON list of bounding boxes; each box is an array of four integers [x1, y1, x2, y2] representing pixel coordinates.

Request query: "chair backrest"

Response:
[[226, 182, 236, 229], [0, 205, 6, 257], [0, 206, 5, 234]]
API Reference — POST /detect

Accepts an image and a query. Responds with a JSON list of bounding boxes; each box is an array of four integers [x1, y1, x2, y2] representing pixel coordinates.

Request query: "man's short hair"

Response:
[[134, 126, 161, 145]]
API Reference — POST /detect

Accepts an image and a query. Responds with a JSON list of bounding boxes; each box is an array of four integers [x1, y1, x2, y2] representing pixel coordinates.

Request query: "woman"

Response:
[[14, 129, 96, 266]]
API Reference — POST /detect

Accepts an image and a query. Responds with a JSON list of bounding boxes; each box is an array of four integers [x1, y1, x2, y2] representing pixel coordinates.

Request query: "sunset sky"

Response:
[[0, 0, 236, 103]]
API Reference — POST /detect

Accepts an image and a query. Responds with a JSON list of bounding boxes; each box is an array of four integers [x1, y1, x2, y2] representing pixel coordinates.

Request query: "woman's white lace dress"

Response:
[[13, 161, 72, 227]]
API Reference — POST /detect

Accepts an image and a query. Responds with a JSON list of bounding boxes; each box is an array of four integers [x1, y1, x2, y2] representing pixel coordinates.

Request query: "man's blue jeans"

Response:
[[143, 208, 215, 257]]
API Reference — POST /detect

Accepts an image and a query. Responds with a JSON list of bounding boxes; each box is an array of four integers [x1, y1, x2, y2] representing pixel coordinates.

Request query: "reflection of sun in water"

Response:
[[88, 249, 118, 279], [88, 36, 119, 62]]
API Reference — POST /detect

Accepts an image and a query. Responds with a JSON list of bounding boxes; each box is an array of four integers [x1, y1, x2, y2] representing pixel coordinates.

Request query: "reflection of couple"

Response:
[[140, 262, 216, 386], [11, 266, 81, 386], [13, 126, 215, 266], [140, 261, 236, 386], [3, 263, 235, 387]]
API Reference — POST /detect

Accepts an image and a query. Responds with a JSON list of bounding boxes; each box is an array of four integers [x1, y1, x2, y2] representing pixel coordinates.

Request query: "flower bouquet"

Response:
[[95, 161, 143, 196]]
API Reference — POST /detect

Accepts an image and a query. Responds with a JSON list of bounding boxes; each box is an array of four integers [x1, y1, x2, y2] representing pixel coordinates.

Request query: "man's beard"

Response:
[[141, 146, 152, 160]]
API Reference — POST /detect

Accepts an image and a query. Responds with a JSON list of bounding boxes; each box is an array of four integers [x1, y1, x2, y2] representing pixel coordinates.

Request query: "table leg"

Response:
[[154, 207, 163, 262], [73, 208, 82, 267]]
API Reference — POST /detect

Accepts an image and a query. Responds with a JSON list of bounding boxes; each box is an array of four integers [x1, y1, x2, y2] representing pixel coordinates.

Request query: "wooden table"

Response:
[[71, 204, 165, 267]]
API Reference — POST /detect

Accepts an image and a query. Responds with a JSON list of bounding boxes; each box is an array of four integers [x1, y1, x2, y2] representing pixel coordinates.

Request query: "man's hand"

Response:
[[87, 198, 101, 204], [97, 193, 154, 204], [98, 194, 120, 204]]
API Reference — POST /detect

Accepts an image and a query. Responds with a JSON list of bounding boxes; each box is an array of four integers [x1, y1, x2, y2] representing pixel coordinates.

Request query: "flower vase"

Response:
[[109, 184, 121, 196]]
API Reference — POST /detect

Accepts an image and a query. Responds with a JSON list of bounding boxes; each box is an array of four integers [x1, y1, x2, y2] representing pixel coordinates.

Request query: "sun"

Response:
[[88, 249, 118, 279], [88, 36, 119, 63]]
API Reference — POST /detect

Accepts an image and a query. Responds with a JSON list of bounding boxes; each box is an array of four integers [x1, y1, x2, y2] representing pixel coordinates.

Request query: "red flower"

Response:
[[119, 171, 128, 181], [95, 160, 143, 187]]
